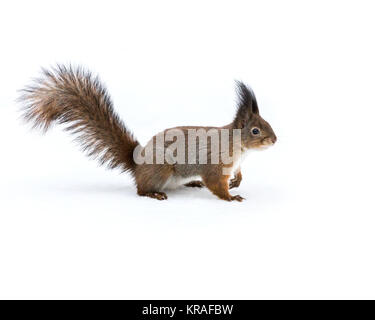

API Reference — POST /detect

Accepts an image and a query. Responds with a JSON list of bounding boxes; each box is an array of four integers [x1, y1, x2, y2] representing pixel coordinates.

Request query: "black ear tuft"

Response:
[[233, 81, 259, 128]]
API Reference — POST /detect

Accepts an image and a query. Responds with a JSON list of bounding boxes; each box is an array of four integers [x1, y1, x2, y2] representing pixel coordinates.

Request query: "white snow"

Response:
[[0, 0, 375, 299]]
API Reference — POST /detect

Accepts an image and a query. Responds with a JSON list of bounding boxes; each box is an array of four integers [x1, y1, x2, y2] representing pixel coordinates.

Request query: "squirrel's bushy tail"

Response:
[[19, 65, 139, 174]]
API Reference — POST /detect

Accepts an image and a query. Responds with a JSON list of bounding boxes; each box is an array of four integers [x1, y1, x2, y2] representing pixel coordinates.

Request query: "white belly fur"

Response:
[[230, 149, 249, 176], [162, 175, 201, 190], [162, 150, 250, 190]]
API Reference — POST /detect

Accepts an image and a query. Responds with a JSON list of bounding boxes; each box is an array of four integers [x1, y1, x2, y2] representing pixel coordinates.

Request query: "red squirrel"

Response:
[[19, 65, 276, 201]]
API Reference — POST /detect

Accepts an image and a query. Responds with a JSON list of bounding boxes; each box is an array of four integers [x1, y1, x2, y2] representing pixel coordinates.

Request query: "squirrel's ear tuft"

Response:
[[234, 81, 259, 128]]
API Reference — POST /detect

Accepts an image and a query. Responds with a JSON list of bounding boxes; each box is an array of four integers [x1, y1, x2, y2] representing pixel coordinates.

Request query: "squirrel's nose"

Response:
[[271, 136, 277, 144]]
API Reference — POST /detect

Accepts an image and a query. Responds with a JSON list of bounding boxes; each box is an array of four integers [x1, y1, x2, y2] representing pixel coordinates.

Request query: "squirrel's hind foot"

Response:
[[230, 195, 245, 202], [138, 191, 168, 200], [184, 181, 205, 188]]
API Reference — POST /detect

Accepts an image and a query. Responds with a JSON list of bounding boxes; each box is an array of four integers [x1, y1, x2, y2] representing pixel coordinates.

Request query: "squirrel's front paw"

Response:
[[229, 179, 241, 189]]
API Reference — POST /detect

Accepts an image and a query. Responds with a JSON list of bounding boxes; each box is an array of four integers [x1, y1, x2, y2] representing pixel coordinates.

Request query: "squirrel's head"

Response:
[[233, 81, 277, 150]]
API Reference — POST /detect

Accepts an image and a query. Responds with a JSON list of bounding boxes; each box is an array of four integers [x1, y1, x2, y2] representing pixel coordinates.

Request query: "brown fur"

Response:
[[202, 171, 244, 202], [19, 65, 139, 174], [136, 164, 174, 194], [19, 65, 276, 201]]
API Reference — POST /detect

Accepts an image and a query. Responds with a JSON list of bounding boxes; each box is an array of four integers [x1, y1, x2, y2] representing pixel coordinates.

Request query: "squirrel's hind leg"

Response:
[[135, 164, 173, 200]]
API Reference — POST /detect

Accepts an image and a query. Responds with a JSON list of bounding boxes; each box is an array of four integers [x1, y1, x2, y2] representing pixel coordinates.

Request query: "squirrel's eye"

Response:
[[251, 128, 260, 135]]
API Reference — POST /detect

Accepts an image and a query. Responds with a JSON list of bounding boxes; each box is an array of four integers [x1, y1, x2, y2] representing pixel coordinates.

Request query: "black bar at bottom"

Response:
[[0, 300, 372, 319]]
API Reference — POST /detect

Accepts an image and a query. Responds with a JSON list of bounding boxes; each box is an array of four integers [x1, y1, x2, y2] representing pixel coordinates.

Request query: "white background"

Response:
[[0, 0, 374, 299]]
